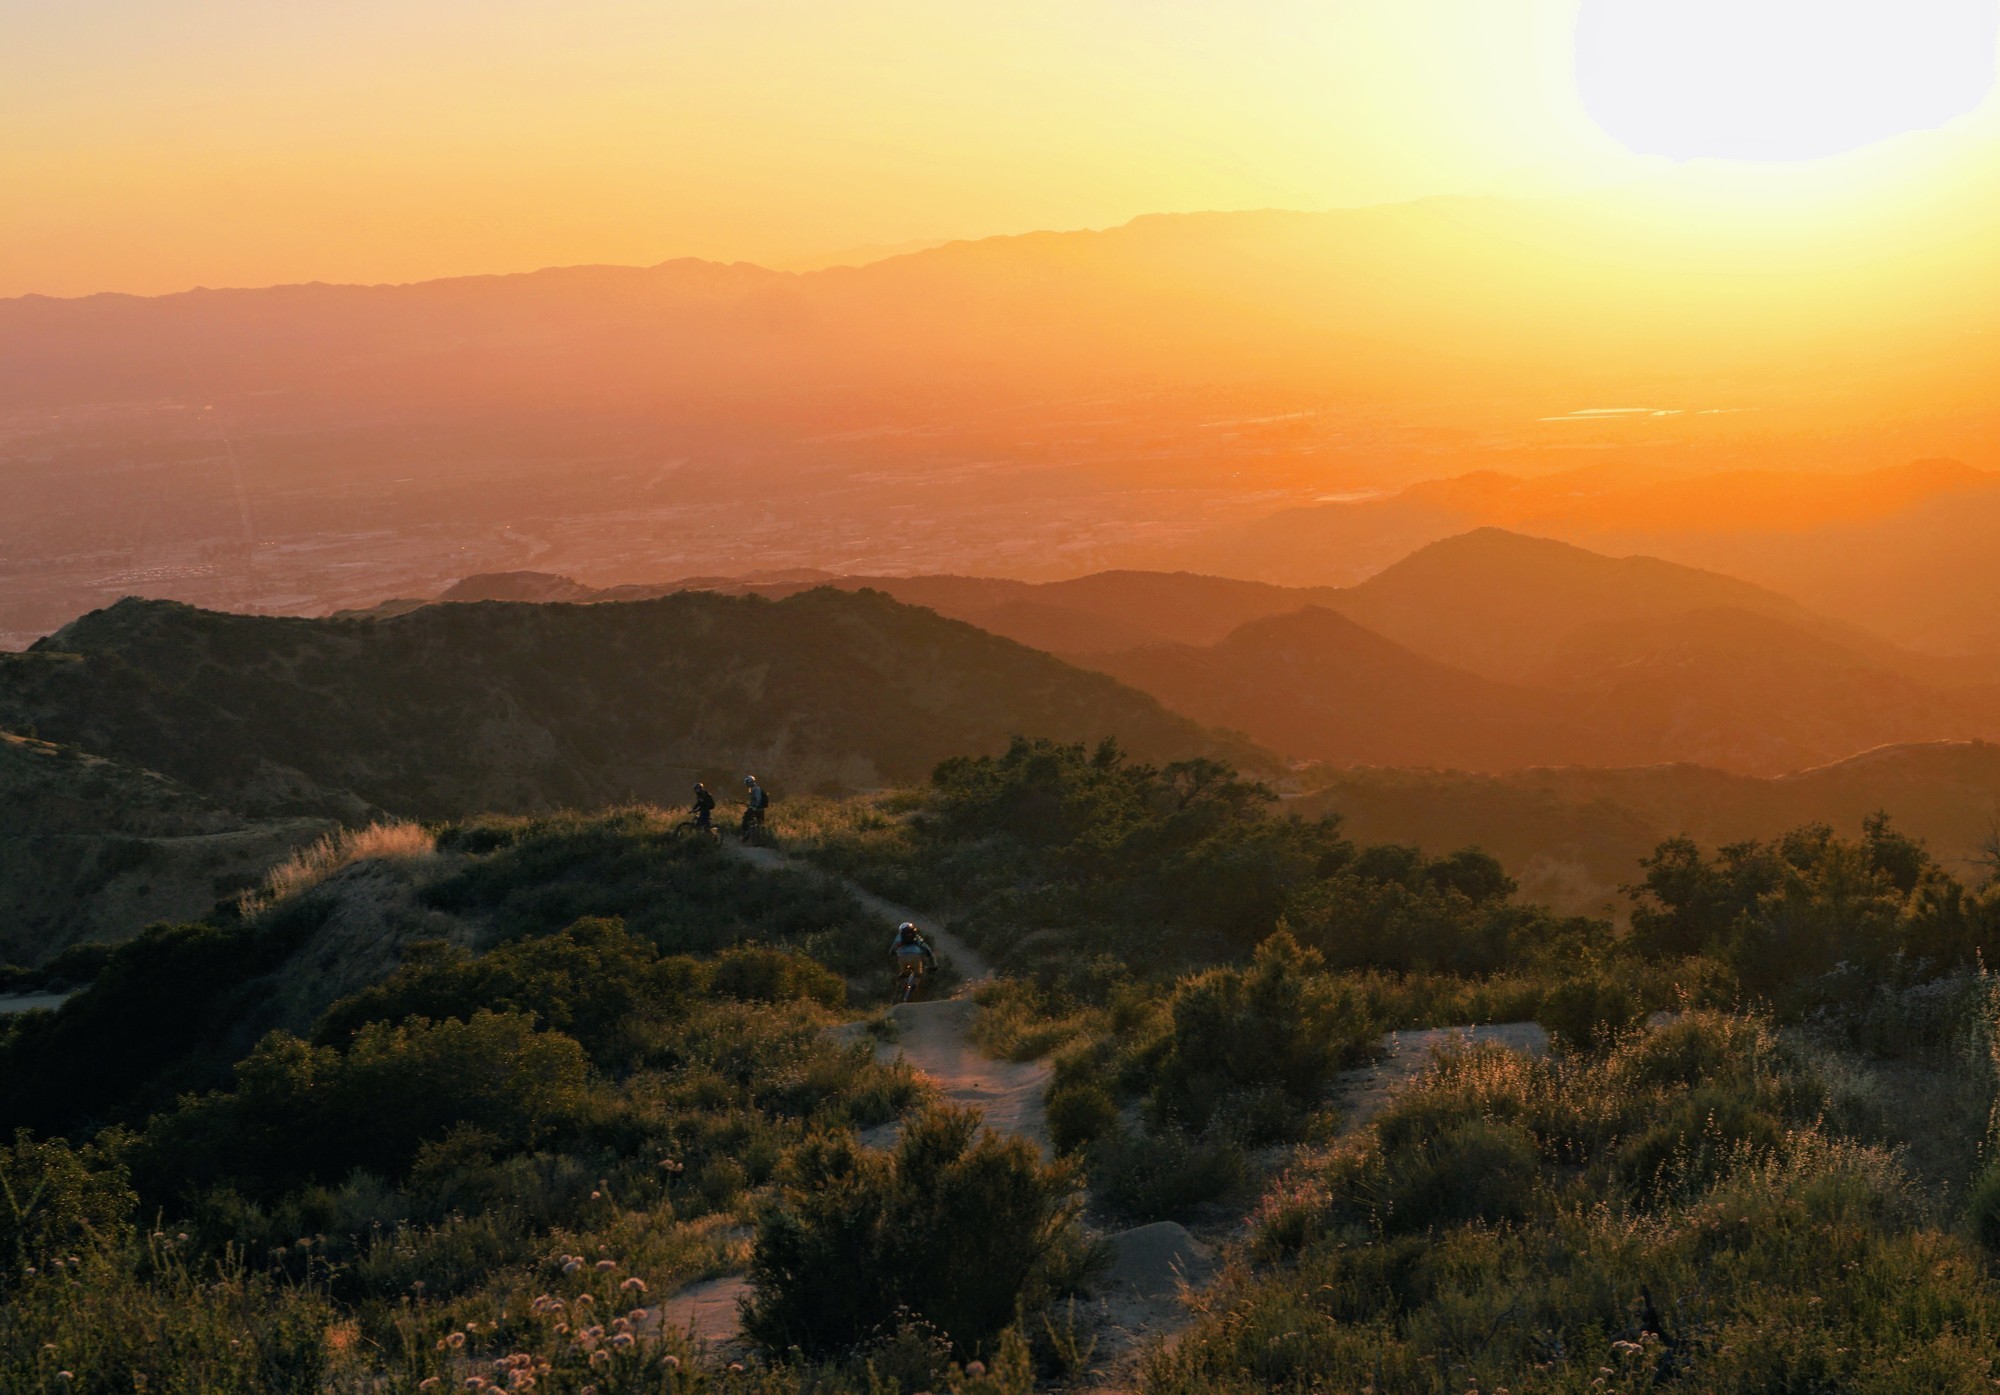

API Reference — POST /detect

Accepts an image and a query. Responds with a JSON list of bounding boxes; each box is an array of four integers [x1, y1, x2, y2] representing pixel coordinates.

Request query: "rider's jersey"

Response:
[[891, 934, 934, 967]]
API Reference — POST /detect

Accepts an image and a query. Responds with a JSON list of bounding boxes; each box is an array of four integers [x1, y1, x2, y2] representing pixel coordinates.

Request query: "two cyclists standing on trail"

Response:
[[686, 774, 768, 839]]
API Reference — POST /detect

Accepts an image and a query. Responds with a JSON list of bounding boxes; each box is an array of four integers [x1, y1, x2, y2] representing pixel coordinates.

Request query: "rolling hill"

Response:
[[0, 732, 326, 964], [0, 587, 1262, 821], [1087, 607, 1589, 770]]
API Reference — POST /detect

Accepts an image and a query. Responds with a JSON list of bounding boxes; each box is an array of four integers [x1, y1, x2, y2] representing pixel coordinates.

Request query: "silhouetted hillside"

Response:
[[1161, 461, 2000, 658], [0, 588, 1259, 820], [377, 541, 2000, 776], [1327, 529, 1835, 683], [1088, 607, 1589, 769]]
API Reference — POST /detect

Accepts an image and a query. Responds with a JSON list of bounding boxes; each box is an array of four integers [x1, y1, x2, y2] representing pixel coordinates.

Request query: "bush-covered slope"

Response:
[[0, 587, 1260, 819]]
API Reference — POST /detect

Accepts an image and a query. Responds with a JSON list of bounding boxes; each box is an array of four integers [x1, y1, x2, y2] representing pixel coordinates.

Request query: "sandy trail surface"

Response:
[[0, 992, 72, 1016]]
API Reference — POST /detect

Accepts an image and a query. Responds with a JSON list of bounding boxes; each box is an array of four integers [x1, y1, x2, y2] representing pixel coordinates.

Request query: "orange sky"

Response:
[[5, 1, 1997, 299]]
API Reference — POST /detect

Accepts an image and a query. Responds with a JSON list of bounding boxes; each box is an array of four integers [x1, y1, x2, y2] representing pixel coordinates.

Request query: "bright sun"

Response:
[[1575, 0, 1999, 162]]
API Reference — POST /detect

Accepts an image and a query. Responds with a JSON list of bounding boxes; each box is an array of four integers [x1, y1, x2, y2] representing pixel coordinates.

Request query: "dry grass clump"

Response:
[[241, 821, 437, 915]]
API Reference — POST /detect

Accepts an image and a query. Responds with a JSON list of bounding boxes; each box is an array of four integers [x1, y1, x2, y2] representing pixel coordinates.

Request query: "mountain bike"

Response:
[[895, 960, 925, 1004]]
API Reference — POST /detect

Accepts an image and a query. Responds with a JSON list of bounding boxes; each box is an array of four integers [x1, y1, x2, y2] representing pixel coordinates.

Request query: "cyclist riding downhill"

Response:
[[740, 774, 771, 840], [690, 780, 718, 838], [890, 921, 938, 1003]]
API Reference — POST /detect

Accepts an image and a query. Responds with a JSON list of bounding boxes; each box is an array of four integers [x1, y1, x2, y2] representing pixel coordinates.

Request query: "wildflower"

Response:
[[562, 1260, 582, 1276], [176, 1232, 188, 1243], [662, 1355, 682, 1370], [419, 1381, 441, 1392], [728, 1362, 745, 1373], [964, 1361, 986, 1377], [589, 1350, 612, 1369], [554, 1324, 570, 1336], [628, 1308, 649, 1323], [590, 1191, 601, 1200], [582, 1388, 597, 1395], [610, 1333, 635, 1349], [56, 1375, 74, 1385], [447, 1332, 467, 1349], [595, 1260, 617, 1271], [464, 1381, 487, 1392], [574, 1294, 594, 1308], [620, 1277, 648, 1294]]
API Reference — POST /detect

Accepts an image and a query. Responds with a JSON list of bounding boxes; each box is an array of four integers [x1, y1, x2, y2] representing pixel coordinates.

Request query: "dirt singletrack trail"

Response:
[[727, 841, 994, 981], [678, 843, 1552, 1386], [663, 842, 1026, 1349]]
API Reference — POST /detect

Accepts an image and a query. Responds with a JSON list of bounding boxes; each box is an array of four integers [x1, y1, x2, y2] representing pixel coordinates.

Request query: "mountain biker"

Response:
[[742, 775, 770, 833], [691, 780, 716, 833], [890, 921, 937, 989]]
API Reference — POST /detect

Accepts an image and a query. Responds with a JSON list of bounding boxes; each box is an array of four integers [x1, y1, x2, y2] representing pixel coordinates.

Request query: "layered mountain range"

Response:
[[368, 529, 2000, 779]]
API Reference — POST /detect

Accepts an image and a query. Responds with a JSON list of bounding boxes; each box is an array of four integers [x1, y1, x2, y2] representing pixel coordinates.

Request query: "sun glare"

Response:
[[1575, 0, 1999, 162]]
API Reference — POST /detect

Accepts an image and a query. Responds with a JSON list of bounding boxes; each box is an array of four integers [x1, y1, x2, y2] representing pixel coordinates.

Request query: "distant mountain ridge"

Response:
[[0, 587, 1261, 821], [379, 530, 2000, 776], [1159, 461, 2000, 657]]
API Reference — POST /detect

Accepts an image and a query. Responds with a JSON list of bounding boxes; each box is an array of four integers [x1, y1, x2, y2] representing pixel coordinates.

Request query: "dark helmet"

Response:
[[897, 921, 919, 941]]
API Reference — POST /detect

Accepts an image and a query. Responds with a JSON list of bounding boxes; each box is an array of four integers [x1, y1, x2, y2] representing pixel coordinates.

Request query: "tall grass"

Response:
[[240, 821, 437, 916]]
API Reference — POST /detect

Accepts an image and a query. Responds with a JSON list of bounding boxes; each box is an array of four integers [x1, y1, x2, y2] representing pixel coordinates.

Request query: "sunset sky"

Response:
[[5, 0, 1998, 299]]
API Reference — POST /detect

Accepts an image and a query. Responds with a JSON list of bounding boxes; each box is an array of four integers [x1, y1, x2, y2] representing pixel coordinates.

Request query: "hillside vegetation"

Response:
[[0, 587, 1255, 823], [8, 737, 2000, 1390]]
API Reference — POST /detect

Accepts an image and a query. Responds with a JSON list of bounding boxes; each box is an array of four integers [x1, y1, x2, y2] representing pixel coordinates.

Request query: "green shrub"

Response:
[[1539, 971, 1645, 1053], [709, 943, 846, 1007], [1046, 1081, 1120, 1157], [1615, 1085, 1786, 1205], [1149, 930, 1375, 1139], [135, 1011, 590, 1201], [313, 916, 669, 1066], [1091, 1125, 1244, 1221], [745, 1105, 1084, 1358], [1381, 1117, 1541, 1231]]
